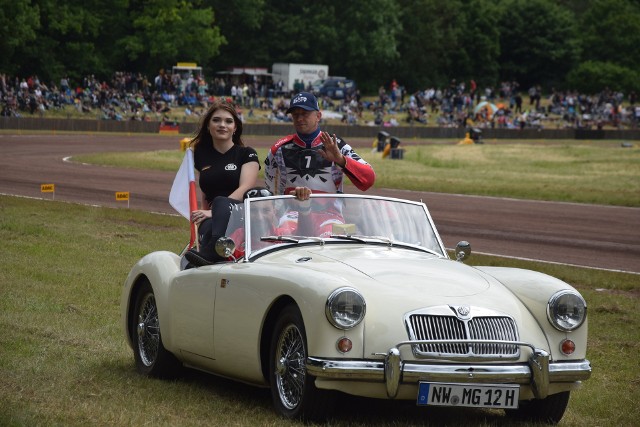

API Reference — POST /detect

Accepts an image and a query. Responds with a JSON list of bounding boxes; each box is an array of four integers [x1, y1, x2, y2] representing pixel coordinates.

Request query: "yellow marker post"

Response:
[[41, 183, 55, 200], [115, 191, 130, 208]]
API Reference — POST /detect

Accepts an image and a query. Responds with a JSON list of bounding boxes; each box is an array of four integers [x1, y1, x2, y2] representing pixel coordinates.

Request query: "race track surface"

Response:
[[1, 133, 638, 274]]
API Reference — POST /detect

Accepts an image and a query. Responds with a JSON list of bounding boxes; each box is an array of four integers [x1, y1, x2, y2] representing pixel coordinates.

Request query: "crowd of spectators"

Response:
[[0, 71, 276, 123], [367, 79, 640, 130], [1, 72, 639, 130]]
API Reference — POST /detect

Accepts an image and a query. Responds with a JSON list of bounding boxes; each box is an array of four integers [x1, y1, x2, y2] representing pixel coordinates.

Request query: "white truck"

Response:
[[271, 63, 329, 94]]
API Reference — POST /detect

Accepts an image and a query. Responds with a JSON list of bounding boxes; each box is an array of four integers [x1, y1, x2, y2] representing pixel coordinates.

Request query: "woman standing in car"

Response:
[[186, 101, 260, 266]]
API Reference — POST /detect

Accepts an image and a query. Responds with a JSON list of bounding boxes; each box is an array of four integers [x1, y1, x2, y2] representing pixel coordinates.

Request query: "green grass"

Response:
[[372, 142, 640, 206], [3, 135, 640, 424], [0, 195, 639, 426], [75, 149, 185, 172], [74, 140, 640, 206]]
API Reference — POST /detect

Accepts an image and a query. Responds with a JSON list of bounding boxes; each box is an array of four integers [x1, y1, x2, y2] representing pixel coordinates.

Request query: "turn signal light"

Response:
[[337, 337, 353, 353], [560, 339, 576, 355]]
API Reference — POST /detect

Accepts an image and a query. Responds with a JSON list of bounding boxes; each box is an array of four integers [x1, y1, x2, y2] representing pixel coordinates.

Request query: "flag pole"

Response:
[[187, 148, 199, 250], [194, 222, 199, 251]]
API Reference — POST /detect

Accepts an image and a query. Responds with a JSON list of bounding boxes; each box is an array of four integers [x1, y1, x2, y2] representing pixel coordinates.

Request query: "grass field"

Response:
[[0, 195, 638, 426], [1, 136, 639, 426]]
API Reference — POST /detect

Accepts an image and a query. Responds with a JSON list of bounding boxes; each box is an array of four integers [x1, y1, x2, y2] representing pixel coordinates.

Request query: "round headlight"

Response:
[[325, 287, 366, 330], [547, 290, 587, 332]]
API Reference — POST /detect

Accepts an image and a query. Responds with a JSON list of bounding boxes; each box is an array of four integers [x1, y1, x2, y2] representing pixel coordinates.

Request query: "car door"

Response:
[[170, 265, 223, 363], [210, 264, 274, 383]]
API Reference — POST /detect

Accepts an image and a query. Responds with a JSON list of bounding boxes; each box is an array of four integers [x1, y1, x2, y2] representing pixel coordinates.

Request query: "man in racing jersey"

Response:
[[264, 91, 376, 196], [264, 92, 375, 235]]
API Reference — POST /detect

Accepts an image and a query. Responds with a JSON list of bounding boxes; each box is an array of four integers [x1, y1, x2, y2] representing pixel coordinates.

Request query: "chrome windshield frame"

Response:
[[241, 194, 448, 262]]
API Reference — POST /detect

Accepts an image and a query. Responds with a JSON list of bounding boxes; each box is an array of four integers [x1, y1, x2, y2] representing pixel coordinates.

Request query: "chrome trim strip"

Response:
[[307, 357, 591, 383], [307, 357, 591, 384]]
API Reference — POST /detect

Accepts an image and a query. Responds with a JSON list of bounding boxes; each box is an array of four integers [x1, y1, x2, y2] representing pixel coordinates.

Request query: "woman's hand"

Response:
[[191, 209, 211, 225]]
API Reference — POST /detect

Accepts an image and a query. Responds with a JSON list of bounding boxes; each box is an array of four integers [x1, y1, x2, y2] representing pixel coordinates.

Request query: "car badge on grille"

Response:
[[457, 306, 470, 316], [454, 305, 471, 319]]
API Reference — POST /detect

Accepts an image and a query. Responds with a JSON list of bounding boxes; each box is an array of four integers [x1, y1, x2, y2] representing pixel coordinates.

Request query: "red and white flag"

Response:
[[169, 148, 198, 248]]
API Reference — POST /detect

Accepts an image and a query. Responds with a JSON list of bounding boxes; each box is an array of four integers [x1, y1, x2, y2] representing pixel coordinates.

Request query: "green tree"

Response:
[[566, 61, 639, 94], [9, 0, 129, 84], [331, 0, 401, 92], [119, 0, 225, 76], [259, 1, 339, 65], [211, 0, 400, 93], [0, 0, 40, 75], [5, 0, 225, 86], [206, 0, 267, 69], [393, 0, 465, 90], [580, 0, 640, 70], [392, 0, 500, 92], [497, 0, 580, 90], [34, 0, 121, 82], [456, 0, 500, 88], [4, 0, 640, 97]]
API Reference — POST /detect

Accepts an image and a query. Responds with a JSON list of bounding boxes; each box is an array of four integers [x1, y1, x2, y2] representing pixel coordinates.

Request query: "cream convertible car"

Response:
[[121, 194, 591, 423]]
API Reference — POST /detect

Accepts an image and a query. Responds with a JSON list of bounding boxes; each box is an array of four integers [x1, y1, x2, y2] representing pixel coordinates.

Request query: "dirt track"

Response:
[[1, 133, 638, 274]]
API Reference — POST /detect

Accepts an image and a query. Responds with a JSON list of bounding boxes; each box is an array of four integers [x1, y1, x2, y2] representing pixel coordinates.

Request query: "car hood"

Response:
[[307, 246, 490, 297], [256, 244, 555, 359], [276, 245, 549, 359]]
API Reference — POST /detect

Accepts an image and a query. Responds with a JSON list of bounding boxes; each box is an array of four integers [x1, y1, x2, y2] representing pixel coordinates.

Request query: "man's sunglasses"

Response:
[[245, 188, 273, 199]]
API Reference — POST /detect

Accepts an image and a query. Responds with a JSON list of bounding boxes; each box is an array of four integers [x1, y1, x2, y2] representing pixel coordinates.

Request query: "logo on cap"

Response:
[[292, 95, 308, 104]]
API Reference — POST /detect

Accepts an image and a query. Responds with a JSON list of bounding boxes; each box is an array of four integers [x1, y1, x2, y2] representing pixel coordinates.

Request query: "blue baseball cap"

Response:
[[286, 92, 319, 114]]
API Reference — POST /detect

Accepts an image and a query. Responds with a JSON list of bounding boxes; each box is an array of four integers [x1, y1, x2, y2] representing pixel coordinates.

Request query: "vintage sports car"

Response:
[[121, 194, 591, 423]]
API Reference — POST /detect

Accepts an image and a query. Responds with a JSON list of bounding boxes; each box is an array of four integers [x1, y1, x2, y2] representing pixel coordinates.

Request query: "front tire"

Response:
[[131, 279, 181, 378], [269, 304, 334, 421], [505, 391, 570, 424]]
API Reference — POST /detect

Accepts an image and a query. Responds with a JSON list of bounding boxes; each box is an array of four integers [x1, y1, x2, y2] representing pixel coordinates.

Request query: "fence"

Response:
[[2, 117, 639, 140]]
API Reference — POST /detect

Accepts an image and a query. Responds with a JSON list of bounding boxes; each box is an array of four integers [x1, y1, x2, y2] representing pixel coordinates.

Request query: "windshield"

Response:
[[224, 194, 446, 261]]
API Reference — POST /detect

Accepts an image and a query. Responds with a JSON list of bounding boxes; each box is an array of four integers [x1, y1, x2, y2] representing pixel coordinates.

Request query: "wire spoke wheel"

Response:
[[274, 324, 306, 409], [130, 279, 180, 378], [269, 304, 333, 421], [136, 293, 160, 367]]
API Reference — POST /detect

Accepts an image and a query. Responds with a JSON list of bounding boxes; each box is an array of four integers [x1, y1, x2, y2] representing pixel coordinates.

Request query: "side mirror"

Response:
[[455, 241, 471, 262], [215, 237, 237, 261]]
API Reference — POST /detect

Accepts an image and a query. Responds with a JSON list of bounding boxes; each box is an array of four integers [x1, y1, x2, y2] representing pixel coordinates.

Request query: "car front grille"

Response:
[[407, 313, 520, 358]]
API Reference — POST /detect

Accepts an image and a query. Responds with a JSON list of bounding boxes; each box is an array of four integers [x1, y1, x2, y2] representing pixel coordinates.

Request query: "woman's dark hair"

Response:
[[191, 100, 244, 149]]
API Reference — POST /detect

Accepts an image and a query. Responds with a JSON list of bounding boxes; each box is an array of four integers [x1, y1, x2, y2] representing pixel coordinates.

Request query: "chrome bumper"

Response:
[[306, 340, 592, 399]]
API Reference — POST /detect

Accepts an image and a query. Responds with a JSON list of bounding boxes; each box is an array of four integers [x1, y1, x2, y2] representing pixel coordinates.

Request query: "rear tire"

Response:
[[269, 304, 334, 421], [505, 391, 570, 424], [131, 279, 181, 378]]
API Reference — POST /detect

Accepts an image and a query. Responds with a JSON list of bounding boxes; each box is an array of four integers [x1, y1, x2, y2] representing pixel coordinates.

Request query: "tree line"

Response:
[[2, 0, 639, 95]]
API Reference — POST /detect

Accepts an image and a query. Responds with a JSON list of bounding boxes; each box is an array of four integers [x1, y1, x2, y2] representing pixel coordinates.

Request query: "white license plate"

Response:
[[417, 382, 519, 409]]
